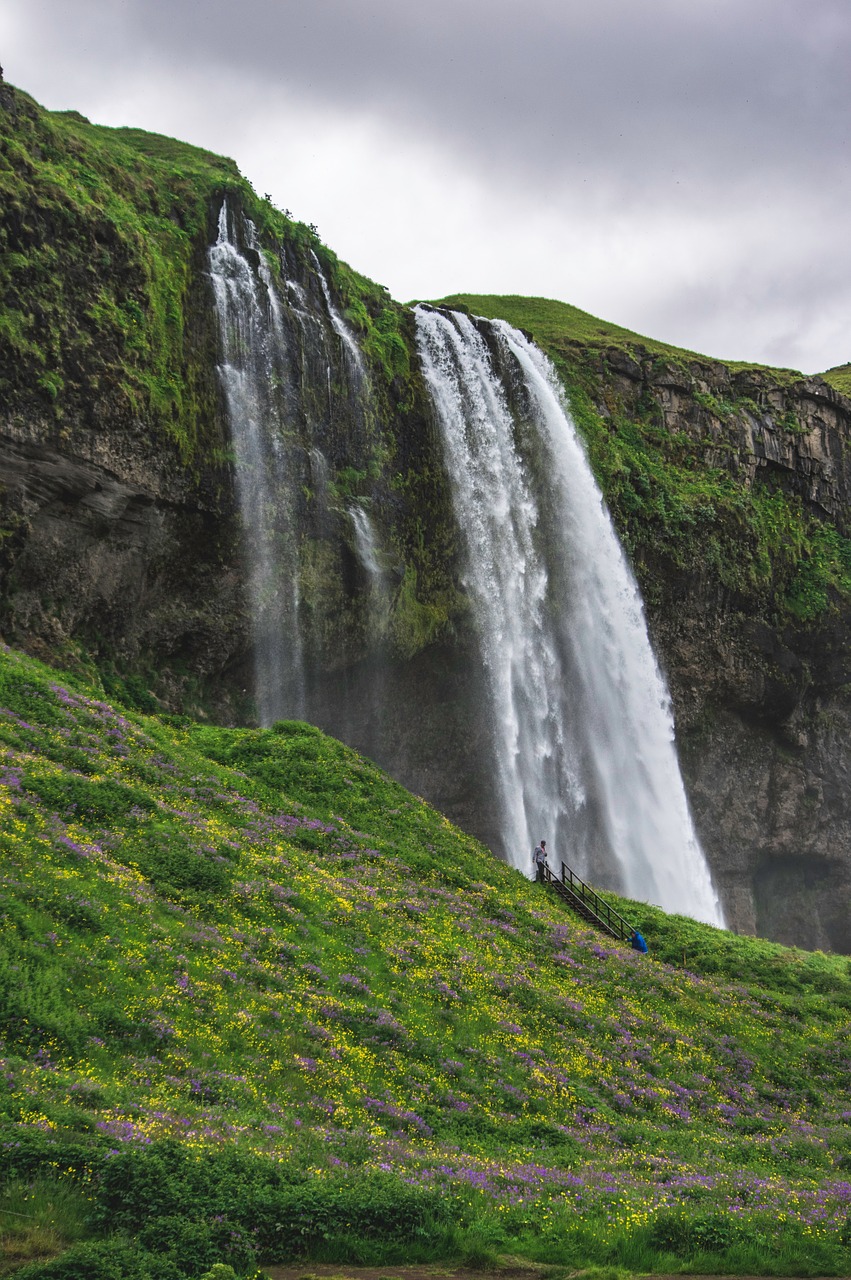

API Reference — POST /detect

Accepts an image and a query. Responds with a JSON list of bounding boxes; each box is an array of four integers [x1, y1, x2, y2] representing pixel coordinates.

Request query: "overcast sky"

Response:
[[3, 0, 849, 372]]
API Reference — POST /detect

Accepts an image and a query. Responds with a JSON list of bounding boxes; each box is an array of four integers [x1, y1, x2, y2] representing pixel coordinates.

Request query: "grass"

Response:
[[822, 363, 851, 398], [1, 642, 850, 1277], [432, 294, 809, 383], [0, 1181, 89, 1276]]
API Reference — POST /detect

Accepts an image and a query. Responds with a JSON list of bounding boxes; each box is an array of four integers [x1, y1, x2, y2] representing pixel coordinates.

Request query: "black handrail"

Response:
[[541, 860, 635, 943], [560, 860, 634, 941]]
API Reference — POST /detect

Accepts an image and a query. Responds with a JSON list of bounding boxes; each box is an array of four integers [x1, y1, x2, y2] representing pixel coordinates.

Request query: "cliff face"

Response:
[[3, 87, 851, 950], [575, 347, 851, 950]]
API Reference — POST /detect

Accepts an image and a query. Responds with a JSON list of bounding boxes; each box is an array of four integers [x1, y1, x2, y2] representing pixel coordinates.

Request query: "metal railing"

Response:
[[541, 860, 634, 943]]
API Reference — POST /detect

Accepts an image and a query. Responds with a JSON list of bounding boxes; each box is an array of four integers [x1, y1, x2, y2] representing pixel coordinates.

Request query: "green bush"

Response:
[[13, 1239, 162, 1280], [649, 1209, 740, 1256], [88, 1142, 456, 1262], [137, 1215, 257, 1272], [249, 1175, 455, 1255], [23, 774, 155, 825]]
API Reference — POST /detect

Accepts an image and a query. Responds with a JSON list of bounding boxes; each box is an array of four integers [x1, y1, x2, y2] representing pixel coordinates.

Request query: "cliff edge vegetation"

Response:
[[0, 83, 411, 467], [2, 643, 851, 1278], [438, 295, 851, 631]]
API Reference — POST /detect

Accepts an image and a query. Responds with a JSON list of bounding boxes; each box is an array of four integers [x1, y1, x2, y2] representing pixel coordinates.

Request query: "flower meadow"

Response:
[[1, 645, 851, 1278]]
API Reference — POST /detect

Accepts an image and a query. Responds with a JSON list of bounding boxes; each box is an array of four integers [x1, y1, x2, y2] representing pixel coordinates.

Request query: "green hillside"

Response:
[[822, 364, 851, 398], [1, 644, 851, 1278], [434, 294, 807, 383]]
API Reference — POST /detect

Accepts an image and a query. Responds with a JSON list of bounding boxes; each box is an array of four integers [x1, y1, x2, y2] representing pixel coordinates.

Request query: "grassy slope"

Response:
[[434, 294, 808, 381], [1, 644, 851, 1277], [822, 364, 851, 398]]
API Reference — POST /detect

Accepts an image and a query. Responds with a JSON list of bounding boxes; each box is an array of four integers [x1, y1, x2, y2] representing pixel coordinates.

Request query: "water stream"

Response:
[[208, 200, 304, 723], [311, 249, 366, 382]]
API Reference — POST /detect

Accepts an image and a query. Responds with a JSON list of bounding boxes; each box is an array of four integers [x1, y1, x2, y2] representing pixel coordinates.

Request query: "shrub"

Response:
[[13, 1239, 162, 1280], [137, 1215, 257, 1272], [250, 1175, 455, 1256], [648, 1209, 739, 1256], [90, 1142, 293, 1230]]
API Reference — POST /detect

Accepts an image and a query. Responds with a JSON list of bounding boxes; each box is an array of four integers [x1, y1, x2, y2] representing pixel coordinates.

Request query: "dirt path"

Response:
[[265, 1266, 849, 1280]]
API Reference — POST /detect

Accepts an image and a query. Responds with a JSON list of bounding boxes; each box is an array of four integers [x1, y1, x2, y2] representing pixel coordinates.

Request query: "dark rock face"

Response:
[[682, 704, 851, 952], [0, 416, 250, 718], [3, 123, 851, 949], [303, 640, 503, 852], [581, 349, 851, 951]]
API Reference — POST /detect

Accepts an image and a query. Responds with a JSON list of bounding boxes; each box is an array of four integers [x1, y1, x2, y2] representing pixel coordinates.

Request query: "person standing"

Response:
[[533, 839, 547, 883]]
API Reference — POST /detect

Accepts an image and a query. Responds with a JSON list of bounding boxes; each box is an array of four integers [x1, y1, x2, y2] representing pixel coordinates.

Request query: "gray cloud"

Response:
[[4, 0, 851, 370], [46, 0, 848, 187]]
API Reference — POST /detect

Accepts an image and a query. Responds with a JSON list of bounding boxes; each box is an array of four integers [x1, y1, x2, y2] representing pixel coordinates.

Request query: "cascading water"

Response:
[[208, 192, 720, 924], [415, 306, 723, 926], [208, 200, 304, 723], [349, 504, 383, 581], [349, 502, 391, 631], [311, 249, 366, 382]]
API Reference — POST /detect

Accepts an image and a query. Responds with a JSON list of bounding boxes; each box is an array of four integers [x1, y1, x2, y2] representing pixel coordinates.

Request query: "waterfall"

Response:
[[309, 446, 331, 504], [349, 504, 383, 580], [349, 503, 391, 644], [415, 306, 723, 926], [208, 194, 720, 925], [310, 250, 366, 381], [208, 200, 304, 723]]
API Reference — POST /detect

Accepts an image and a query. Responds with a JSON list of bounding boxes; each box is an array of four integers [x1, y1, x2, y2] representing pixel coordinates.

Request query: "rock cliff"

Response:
[[3, 85, 851, 949], [578, 344, 851, 950]]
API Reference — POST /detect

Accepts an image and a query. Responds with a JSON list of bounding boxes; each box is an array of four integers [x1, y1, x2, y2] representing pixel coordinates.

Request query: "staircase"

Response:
[[541, 861, 635, 943]]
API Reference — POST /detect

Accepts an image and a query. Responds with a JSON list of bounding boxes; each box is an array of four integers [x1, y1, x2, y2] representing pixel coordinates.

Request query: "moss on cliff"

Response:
[[438, 293, 851, 631], [0, 85, 232, 460], [0, 84, 413, 470]]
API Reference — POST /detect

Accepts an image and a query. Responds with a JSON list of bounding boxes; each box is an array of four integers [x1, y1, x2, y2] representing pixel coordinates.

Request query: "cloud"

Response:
[[3, 0, 851, 370]]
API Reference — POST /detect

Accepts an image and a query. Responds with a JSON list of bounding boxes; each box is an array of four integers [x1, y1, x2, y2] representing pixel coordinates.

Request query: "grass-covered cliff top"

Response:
[[823, 363, 851, 397], [433, 293, 679, 357], [433, 298, 851, 632], [2, 643, 851, 1278], [437, 294, 851, 393], [0, 84, 409, 467]]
